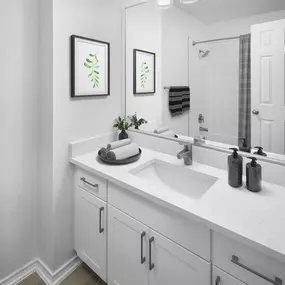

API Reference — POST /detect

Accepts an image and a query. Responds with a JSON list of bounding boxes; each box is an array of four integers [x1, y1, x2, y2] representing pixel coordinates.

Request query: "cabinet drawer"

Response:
[[75, 168, 107, 201], [108, 182, 211, 261], [212, 266, 245, 285], [213, 232, 285, 285]]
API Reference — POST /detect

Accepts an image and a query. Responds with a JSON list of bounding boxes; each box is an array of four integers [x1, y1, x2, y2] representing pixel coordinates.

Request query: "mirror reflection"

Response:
[[125, 0, 285, 156]]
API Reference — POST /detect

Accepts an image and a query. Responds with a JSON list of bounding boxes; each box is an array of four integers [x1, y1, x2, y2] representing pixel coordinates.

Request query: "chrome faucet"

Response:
[[177, 144, 193, 166]]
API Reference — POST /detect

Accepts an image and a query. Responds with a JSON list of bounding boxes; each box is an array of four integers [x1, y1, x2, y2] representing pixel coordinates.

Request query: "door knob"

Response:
[[252, 109, 259, 115]]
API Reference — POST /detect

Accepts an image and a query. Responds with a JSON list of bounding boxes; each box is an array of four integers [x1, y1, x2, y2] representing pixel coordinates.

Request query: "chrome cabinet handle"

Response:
[[141, 232, 146, 264], [99, 207, 104, 233], [80, 177, 98, 189], [149, 237, 155, 271], [215, 276, 221, 285], [252, 109, 260, 115], [231, 255, 282, 285]]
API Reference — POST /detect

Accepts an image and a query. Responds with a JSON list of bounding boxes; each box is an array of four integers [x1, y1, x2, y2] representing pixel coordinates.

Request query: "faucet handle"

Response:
[[254, 146, 267, 157]]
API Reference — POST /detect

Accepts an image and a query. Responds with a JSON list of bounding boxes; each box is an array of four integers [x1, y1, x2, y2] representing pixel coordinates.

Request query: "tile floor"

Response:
[[18, 263, 106, 285]]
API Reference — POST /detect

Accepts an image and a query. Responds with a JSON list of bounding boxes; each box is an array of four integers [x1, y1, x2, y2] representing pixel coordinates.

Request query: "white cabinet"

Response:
[[73, 167, 285, 285], [149, 229, 210, 285], [108, 205, 149, 285], [108, 205, 210, 285], [213, 232, 285, 285], [212, 266, 246, 285], [75, 186, 107, 282]]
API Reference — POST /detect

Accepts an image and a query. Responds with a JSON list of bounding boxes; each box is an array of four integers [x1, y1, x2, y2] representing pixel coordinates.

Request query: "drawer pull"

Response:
[[215, 276, 221, 285], [231, 255, 283, 285], [141, 232, 146, 264], [80, 177, 98, 189], [149, 237, 155, 271], [99, 207, 104, 233]]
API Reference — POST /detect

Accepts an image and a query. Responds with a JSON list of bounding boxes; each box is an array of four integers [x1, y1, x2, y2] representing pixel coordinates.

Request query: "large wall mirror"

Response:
[[125, 0, 285, 159]]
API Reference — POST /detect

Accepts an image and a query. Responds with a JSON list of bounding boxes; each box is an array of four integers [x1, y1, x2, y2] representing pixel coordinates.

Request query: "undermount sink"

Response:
[[130, 159, 218, 199]]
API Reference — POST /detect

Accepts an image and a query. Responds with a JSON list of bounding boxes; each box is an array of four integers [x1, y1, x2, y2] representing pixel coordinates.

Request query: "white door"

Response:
[[251, 19, 285, 154], [108, 205, 149, 285], [213, 266, 246, 285], [74, 187, 107, 281], [148, 229, 211, 285]]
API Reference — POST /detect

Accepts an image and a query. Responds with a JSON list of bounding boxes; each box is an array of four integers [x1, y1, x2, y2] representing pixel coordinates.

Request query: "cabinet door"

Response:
[[213, 266, 246, 285], [148, 229, 211, 285], [108, 205, 148, 285], [74, 187, 107, 281]]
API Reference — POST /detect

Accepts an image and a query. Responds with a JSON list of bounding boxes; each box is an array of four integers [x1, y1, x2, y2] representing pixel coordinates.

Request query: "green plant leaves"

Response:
[[140, 62, 149, 88], [113, 116, 132, 131], [84, 52, 100, 89]]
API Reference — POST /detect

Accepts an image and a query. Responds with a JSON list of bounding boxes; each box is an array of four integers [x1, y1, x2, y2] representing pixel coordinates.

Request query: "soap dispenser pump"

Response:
[[246, 157, 262, 193], [228, 148, 243, 188]]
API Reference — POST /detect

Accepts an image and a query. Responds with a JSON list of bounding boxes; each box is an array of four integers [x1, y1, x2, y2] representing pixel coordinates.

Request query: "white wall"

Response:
[[125, 0, 163, 129], [162, 6, 209, 136], [37, 0, 55, 269], [0, 0, 39, 280], [51, 0, 126, 271]]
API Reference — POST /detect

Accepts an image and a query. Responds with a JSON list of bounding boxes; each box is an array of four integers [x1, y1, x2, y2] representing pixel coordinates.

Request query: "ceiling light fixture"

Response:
[[157, 0, 173, 9], [180, 0, 200, 4]]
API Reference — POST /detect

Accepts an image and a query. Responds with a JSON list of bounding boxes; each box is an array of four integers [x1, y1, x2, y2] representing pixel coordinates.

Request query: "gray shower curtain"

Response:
[[238, 34, 251, 151]]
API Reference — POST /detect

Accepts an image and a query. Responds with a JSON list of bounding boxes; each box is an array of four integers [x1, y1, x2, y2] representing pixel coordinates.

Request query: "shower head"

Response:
[[199, 49, 210, 58]]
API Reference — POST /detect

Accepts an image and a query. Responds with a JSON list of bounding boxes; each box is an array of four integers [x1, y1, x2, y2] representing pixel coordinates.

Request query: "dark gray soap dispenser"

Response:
[[246, 157, 262, 193], [228, 148, 243, 188]]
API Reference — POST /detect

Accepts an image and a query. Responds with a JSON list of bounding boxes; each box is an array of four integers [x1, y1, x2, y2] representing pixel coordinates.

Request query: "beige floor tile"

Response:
[[18, 263, 106, 285], [18, 272, 45, 285], [60, 263, 106, 285]]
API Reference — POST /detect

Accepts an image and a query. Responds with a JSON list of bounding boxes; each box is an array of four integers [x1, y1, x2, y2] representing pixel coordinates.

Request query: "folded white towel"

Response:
[[107, 143, 139, 160], [161, 130, 176, 137], [107, 139, 131, 151], [154, 127, 169, 134]]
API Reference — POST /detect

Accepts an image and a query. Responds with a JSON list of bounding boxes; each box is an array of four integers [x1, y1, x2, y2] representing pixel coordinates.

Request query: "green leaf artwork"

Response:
[[140, 62, 149, 88], [84, 52, 100, 89]]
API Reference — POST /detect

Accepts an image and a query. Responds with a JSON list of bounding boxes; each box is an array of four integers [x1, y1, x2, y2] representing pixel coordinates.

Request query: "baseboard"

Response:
[[0, 256, 82, 285], [37, 256, 82, 285], [0, 259, 38, 285]]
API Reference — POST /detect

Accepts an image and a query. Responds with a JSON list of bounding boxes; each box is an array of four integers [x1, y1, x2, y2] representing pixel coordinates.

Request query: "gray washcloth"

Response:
[[99, 147, 108, 158]]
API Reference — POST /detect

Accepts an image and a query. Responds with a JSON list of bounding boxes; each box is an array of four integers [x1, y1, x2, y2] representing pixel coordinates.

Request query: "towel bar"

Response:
[[164, 86, 189, 90]]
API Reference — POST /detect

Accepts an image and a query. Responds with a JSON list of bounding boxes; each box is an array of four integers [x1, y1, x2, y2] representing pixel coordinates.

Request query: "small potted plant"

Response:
[[113, 116, 132, 140], [128, 113, 148, 130]]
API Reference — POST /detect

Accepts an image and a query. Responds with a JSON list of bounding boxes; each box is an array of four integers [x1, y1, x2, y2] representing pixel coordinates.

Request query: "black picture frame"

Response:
[[71, 35, 110, 98], [133, 49, 156, 95]]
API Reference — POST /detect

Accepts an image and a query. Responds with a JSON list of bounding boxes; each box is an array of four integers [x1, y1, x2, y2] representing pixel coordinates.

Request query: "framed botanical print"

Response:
[[71, 35, 110, 97], [133, 49, 156, 94]]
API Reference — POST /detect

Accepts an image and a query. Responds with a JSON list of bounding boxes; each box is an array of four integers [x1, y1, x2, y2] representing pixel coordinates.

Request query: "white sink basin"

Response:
[[130, 159, 218, 199]]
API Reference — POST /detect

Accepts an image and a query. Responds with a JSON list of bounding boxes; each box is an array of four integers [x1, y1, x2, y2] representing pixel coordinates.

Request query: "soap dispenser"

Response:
[[228, 148, 243, 188], [246, 157, 262, 193]]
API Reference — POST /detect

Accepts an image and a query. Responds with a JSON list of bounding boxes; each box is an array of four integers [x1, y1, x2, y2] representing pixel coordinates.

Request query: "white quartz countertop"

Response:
[[70, 147, 285, 263]]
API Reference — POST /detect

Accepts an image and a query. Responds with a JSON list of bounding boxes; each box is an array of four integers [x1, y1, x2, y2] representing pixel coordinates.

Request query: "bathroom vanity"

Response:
[[70, 145, 285, 285]]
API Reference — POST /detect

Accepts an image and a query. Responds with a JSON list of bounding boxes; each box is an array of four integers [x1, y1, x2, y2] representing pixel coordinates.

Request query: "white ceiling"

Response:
[[174, 0, 285, 24]]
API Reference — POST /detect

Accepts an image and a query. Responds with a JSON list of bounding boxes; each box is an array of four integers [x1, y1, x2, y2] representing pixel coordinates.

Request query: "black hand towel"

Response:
[[169, 86, 190, 117]]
